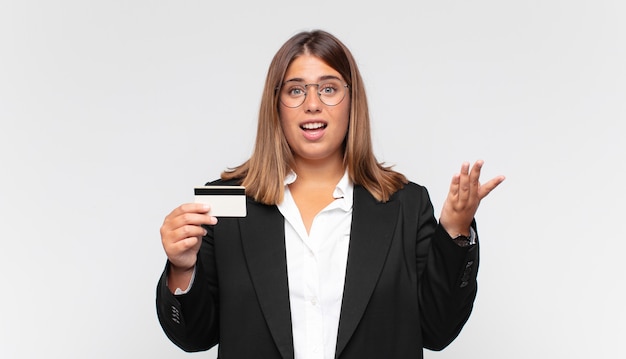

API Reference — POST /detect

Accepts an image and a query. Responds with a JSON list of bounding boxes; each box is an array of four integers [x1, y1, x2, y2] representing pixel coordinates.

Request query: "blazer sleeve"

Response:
[[413, 185, 480, 351], [155, 226, 220, 352]]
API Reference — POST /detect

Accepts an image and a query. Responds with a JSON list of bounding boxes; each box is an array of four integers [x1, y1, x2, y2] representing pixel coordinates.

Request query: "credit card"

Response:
[[194, 186, 246, 217]]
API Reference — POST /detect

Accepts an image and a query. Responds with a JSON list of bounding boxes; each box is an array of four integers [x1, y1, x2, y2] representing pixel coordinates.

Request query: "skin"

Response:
[[160, 203, 216, 291], [278, 55, 351, 234], [440, 160, 506, 237], [160, 55, 505, 292]]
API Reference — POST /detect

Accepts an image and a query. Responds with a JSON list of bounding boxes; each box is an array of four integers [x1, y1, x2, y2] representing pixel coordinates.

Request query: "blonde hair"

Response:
[[222, 30, 407, 204]]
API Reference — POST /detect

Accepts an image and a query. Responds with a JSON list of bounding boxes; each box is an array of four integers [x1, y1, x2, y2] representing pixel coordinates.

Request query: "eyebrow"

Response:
[[283, 75, 342, 83]]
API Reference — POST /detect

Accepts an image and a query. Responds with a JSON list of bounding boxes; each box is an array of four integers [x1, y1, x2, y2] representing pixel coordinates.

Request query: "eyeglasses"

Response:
[[278, 78, 349, 108]]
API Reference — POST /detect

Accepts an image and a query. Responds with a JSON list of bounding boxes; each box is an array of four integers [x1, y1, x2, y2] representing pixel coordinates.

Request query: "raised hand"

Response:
[[439, 160, 505, 238]]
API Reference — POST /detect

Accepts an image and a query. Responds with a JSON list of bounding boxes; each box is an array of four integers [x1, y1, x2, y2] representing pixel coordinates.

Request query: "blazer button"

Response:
[[171, 305, 181, 324], [459, 261, 473, 288]]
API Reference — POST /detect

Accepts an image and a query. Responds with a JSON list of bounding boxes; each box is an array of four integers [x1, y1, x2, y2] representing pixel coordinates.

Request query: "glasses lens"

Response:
[[279, 79, 347, 108], [280, 81, 307, 108], [318, 79, 346, 106]]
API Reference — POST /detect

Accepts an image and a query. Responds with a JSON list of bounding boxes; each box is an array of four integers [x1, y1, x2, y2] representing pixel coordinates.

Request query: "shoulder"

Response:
[[390, 181, 430, 202], [205, 178, 243, 186], [355, 181, 432, 207]]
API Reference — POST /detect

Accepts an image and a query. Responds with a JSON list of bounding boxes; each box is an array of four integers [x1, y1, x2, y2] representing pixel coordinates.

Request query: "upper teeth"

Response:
[[302, 122, 325, 130]]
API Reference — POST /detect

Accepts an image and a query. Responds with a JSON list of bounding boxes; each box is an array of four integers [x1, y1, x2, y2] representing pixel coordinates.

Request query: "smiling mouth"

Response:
[[300, 122, 327, 130]]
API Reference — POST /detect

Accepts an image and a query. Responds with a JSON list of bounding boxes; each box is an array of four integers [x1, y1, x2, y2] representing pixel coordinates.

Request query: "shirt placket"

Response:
[[303, 215, 324, 359]]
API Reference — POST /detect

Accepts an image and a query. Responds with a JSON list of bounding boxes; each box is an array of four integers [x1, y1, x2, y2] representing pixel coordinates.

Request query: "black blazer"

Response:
[[156, 182, 479, 358]]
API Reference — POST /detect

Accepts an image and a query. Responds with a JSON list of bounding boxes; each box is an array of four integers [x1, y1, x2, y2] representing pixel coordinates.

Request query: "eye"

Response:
[[285, 84, 306, 97], [319, 82, 338, 95]]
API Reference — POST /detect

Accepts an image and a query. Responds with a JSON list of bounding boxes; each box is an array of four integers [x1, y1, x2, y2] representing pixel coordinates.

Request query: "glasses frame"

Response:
[[278, 79, 350, 108]]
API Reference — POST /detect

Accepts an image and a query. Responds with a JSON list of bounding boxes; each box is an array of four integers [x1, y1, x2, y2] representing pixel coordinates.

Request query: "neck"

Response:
[[292, 155, 345, 185]]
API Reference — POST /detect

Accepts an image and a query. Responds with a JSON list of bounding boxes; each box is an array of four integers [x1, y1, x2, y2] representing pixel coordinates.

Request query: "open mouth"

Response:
[[300, 122, 327, 130]]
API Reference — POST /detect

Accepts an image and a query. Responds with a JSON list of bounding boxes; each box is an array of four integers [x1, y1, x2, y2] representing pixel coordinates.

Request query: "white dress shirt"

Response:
[[277, 171, 353, 359]]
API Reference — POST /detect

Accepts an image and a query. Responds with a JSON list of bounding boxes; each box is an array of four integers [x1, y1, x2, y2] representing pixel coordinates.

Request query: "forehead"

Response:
[[284, 54, 342, 82]]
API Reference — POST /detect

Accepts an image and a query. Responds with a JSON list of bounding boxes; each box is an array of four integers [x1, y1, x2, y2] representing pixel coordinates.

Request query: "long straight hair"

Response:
[[222, 30, 407, 205]]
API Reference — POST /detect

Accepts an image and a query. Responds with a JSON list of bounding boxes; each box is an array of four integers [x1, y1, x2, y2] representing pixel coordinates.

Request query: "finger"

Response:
[[161, 211, 215, 247], [170, 203, 212, 217], [174, 211, 217, 227], [173, 224, 208, 242], [164, 204, 214, 228], [169, 233, 202, 251], [478, 175, 506, 200], [469, 160, 484, 191], [163, 208, 217, 231], [457, 162, 471, 202], [448, 172, 461, 198]]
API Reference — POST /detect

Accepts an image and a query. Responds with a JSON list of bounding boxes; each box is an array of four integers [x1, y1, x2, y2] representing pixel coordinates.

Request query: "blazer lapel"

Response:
[[335, 186, 400, 358], [239, 199, 294, 359]]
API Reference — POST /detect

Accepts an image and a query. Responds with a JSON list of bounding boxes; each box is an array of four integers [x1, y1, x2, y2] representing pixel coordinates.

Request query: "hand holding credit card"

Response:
[[194, 186, 247, 217]]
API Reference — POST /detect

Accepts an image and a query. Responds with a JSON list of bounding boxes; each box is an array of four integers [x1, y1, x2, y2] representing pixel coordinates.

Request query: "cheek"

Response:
[[278, 112, 297, 145], [278, 107, 297, 126]]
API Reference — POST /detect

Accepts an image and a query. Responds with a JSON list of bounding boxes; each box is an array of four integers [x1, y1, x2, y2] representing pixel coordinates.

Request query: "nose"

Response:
[[303, 85, 322, 112]]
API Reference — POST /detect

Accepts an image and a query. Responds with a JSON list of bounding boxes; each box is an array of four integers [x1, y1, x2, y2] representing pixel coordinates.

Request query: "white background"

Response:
[[1, 1, 625, 358]]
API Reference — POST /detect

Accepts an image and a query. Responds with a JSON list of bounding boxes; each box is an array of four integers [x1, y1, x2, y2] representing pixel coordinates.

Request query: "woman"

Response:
[[157, 29, 504, 359]]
